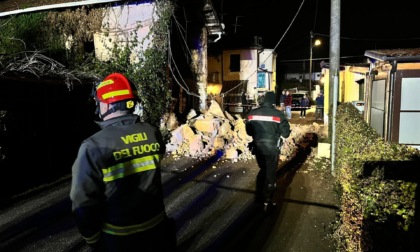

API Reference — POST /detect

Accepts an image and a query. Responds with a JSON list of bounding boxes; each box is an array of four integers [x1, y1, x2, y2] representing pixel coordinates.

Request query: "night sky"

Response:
[[211, 0, 420, 68]]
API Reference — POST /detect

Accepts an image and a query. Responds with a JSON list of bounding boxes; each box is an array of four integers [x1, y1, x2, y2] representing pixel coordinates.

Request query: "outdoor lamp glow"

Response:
[[309, 31, 321, 95]]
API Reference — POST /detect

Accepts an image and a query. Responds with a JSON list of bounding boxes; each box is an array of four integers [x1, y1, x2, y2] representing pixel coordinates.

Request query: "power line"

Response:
[[315, 33, 420, 42], [278, 55, 365, 63]]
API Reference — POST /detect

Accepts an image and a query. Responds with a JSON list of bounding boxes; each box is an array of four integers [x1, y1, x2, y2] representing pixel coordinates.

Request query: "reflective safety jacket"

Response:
[[70, 114, 166, 245], [246, 103, 291, 155]]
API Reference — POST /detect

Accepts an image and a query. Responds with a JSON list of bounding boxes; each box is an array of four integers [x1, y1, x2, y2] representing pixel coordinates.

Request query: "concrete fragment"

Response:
[[164, 101, 324, 162], [181, 125, 195, 142], [193, 118, 219, 133], [189, 134, 203, 157], [208, 100, 227, 118], [225, 147, 238, 159]]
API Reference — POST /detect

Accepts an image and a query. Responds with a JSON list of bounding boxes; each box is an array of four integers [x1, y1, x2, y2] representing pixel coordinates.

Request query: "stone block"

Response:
[[317, 143, 330, 158], [194, 118, 218, 133]]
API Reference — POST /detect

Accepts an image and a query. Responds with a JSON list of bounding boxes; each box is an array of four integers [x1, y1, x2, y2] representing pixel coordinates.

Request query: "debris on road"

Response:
[[162, 101, 328, 163]]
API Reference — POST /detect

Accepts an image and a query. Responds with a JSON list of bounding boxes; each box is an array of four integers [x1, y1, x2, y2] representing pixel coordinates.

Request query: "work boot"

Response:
[[263, 183, 277, 204], [263, 199, 277, 212]]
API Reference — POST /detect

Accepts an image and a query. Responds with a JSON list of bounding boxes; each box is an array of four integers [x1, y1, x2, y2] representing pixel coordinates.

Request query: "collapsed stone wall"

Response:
[[162, 100, 327, 162]]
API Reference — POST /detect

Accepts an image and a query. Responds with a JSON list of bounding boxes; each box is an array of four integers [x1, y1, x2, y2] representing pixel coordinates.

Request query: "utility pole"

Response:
[[330, 0, 341, 176]]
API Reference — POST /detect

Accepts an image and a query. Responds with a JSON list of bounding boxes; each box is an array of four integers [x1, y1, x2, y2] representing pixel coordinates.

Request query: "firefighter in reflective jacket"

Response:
[[70, 73, 176, 251], [245, 91, 291, 209]]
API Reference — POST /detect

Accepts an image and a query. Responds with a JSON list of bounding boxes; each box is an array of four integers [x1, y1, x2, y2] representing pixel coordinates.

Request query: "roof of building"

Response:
[[364, 48, 420, 62]]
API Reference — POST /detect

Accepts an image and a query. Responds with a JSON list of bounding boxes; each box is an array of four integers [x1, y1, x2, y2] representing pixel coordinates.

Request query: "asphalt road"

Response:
[[0, 115, 339, 252]]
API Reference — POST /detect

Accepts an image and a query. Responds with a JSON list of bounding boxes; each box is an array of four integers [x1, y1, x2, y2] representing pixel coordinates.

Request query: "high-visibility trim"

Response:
[[102, 154, 161, 182], [247, 115, 281, 123], [102, 211, 165, 236], [83, 231, 101, 244], [101, 89, 130, 100], [97, 79, 114, 89]]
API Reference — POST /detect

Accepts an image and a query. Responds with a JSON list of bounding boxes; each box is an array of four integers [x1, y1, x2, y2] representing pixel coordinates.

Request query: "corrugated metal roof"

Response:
[[221, 80, 248, 94], [364, 48, 420, 62]]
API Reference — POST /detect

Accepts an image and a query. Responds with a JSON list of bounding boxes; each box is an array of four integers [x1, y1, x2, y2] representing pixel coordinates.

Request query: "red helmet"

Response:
[[96, 73, 138, 104]]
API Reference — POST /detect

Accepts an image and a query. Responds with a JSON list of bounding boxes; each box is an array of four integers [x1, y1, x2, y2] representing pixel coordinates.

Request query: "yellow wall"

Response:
[[343, 66, 367, 102], [208, 48, 277, 95], [321, 66, 368, 118], [208, 55, 222, 85]]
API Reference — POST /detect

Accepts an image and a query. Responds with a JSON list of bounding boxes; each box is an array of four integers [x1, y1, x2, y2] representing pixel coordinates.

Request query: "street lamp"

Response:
[[309, 31, 321, 96]]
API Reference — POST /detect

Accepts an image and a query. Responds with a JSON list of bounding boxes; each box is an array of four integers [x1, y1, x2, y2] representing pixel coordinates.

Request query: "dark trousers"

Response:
[[315, 107, 324, 119], [255, 153, 279, 202], [300, 108, 306, 117]]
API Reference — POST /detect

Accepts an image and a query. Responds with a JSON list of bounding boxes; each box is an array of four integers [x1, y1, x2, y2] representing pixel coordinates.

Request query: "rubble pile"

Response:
[[281, 121, 327, 161], [162, 100, 327, 162]]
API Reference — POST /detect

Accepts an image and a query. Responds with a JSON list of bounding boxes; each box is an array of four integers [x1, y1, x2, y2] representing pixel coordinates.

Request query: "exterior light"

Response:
[[309, 31, 321, 95]]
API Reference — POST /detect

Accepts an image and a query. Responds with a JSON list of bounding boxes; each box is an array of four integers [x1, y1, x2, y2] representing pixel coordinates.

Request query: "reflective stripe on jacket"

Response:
[[102, 154, 162, 182], [83, 231, 101, 244], [70, 114, 167, 242], [246, 103, 290, 155], [102, 211, 165, 236]]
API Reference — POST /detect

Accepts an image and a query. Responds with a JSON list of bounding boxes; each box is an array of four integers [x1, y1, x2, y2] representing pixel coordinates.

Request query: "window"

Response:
[[230, 54, 240, 72]]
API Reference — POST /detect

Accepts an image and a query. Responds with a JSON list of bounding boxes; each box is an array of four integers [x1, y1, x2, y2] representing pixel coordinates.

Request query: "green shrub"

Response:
[[332, 102, 419, 251], [0, 0, 174, 127], [0, 13, 51, 54]]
